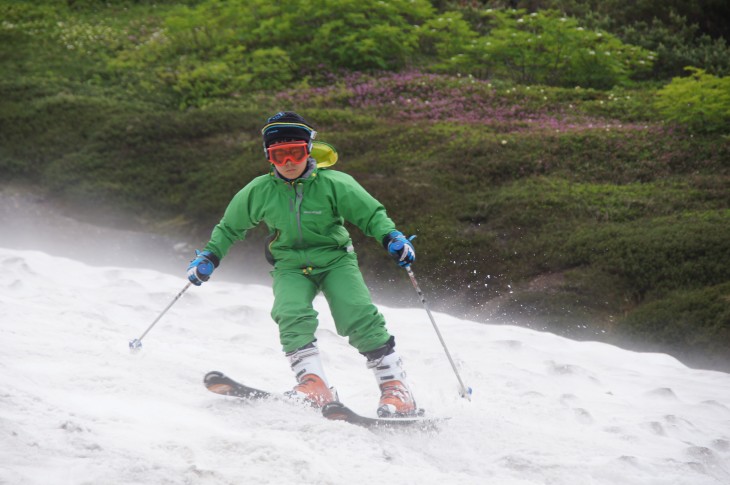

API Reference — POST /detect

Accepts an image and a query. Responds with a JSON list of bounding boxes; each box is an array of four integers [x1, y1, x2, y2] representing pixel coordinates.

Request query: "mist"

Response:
[[0, 185, 271, 284]]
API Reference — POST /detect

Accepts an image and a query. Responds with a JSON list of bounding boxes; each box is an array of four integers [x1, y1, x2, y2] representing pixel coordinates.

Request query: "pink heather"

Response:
[[276, 71, 664, 134]]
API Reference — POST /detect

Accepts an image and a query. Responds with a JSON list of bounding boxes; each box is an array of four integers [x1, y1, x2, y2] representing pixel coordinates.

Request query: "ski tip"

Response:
[[204, 371, 225, 385]]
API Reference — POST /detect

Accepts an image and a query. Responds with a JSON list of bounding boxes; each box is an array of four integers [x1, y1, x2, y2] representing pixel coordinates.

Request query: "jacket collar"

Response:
[[271, 158, 317, 183]]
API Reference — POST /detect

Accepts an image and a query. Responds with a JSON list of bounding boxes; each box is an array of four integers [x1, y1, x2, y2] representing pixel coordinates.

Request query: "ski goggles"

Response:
[[267, 140, 310, 166]]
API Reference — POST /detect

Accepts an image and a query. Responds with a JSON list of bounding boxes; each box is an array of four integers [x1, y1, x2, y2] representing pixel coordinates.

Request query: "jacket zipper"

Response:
[[294, 182, 315, 269], [295, 183, 304, 244]]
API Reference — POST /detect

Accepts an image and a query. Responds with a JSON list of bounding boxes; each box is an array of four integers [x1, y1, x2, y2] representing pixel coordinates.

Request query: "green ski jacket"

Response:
[[204, 166, 396, 273]]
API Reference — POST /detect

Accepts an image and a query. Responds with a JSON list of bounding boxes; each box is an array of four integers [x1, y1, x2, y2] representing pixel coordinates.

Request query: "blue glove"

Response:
[[187, 250, 219, 286], [383, 230, 416, 267]]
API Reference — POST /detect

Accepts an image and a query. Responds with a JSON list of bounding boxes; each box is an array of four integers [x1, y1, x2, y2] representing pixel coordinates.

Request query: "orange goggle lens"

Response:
[[267, 141, 309, 166]]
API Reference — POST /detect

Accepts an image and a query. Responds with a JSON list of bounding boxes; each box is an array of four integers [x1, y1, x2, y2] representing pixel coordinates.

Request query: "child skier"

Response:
[[187, 112, 419, 417]]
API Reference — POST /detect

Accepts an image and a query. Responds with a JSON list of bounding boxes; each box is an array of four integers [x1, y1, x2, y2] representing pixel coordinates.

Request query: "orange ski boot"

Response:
[[286, 373, 335, 408]]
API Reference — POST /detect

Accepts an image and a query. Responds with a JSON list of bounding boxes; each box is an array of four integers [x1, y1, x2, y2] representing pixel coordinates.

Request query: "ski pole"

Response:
[[404, 265, 472, 400], [129, 281, 192, 353]]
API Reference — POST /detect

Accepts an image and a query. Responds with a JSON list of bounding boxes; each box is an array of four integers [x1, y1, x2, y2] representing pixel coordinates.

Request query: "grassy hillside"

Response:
[[1, 1, 728, 370]]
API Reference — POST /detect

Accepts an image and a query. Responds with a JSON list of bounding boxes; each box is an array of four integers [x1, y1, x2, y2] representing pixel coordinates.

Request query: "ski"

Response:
[[204, 371, 272, 400], [321, 401, 444, 430], [204, 371, 446, 431]]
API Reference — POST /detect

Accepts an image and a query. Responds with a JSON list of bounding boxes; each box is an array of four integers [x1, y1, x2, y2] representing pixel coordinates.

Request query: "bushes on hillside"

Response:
[[618, 13, 730, 79], [655, 67, 730, 133], [618, 282, 730, 370], [494, 0, 730, 48], [6, 0, 726, 111], [558, 210, 730, 301], [111, 0, 436, 107], [105, 2, 655, 107], [445, 10, 654, 89], [449, 1, 730, 81]]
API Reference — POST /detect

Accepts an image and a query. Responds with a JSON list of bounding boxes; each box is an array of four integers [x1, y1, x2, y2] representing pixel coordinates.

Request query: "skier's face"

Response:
[[273, 155, 309, 179]]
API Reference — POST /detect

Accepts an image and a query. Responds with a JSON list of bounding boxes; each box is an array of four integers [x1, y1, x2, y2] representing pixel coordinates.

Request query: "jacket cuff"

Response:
[[381, 230, 402, 250], [201, 250, 221, 268]]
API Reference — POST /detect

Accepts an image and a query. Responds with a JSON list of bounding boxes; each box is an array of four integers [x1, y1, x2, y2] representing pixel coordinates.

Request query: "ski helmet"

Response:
[[261, 112, 316, 156]]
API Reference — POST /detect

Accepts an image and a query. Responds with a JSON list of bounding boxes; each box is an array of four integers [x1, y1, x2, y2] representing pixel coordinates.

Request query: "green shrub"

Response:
[[501, 0, 730, 41], [655, 67, 730, 133], [111, 0, 436, 107], [462, 178, 710, 230], [417, 11, 477, 67], [557, 210, 730, 301], [447, 2, 730, 82], [619, 13, 730, 79], [449, 9, 654, 89], [0, 79, 133, 179], [618, 282, 730, 370]]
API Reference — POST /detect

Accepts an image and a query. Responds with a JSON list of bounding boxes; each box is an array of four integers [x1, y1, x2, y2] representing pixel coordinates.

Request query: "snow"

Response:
[[2, 247, 729, 485]]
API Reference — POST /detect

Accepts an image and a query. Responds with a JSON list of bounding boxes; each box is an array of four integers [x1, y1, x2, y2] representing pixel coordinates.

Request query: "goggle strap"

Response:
[[261, 122, 317, 138]]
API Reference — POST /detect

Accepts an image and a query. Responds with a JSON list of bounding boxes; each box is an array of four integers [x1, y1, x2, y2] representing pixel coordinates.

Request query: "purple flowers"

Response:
[[277, 70, 660, 134]]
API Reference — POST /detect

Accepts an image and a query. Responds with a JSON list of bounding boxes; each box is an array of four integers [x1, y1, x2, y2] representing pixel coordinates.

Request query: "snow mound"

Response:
[[2, 248, 729, 485]]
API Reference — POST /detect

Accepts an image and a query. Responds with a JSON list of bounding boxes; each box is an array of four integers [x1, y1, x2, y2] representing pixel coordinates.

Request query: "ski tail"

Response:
[[204, 371, 271, 400]]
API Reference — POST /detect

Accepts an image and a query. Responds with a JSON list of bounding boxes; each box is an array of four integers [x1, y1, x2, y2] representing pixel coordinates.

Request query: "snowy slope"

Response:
[[1, 247, 729, 485]]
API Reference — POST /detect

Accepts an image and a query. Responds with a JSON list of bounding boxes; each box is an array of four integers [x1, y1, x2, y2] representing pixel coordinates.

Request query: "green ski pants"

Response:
[[271, 257, 391, 354]]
